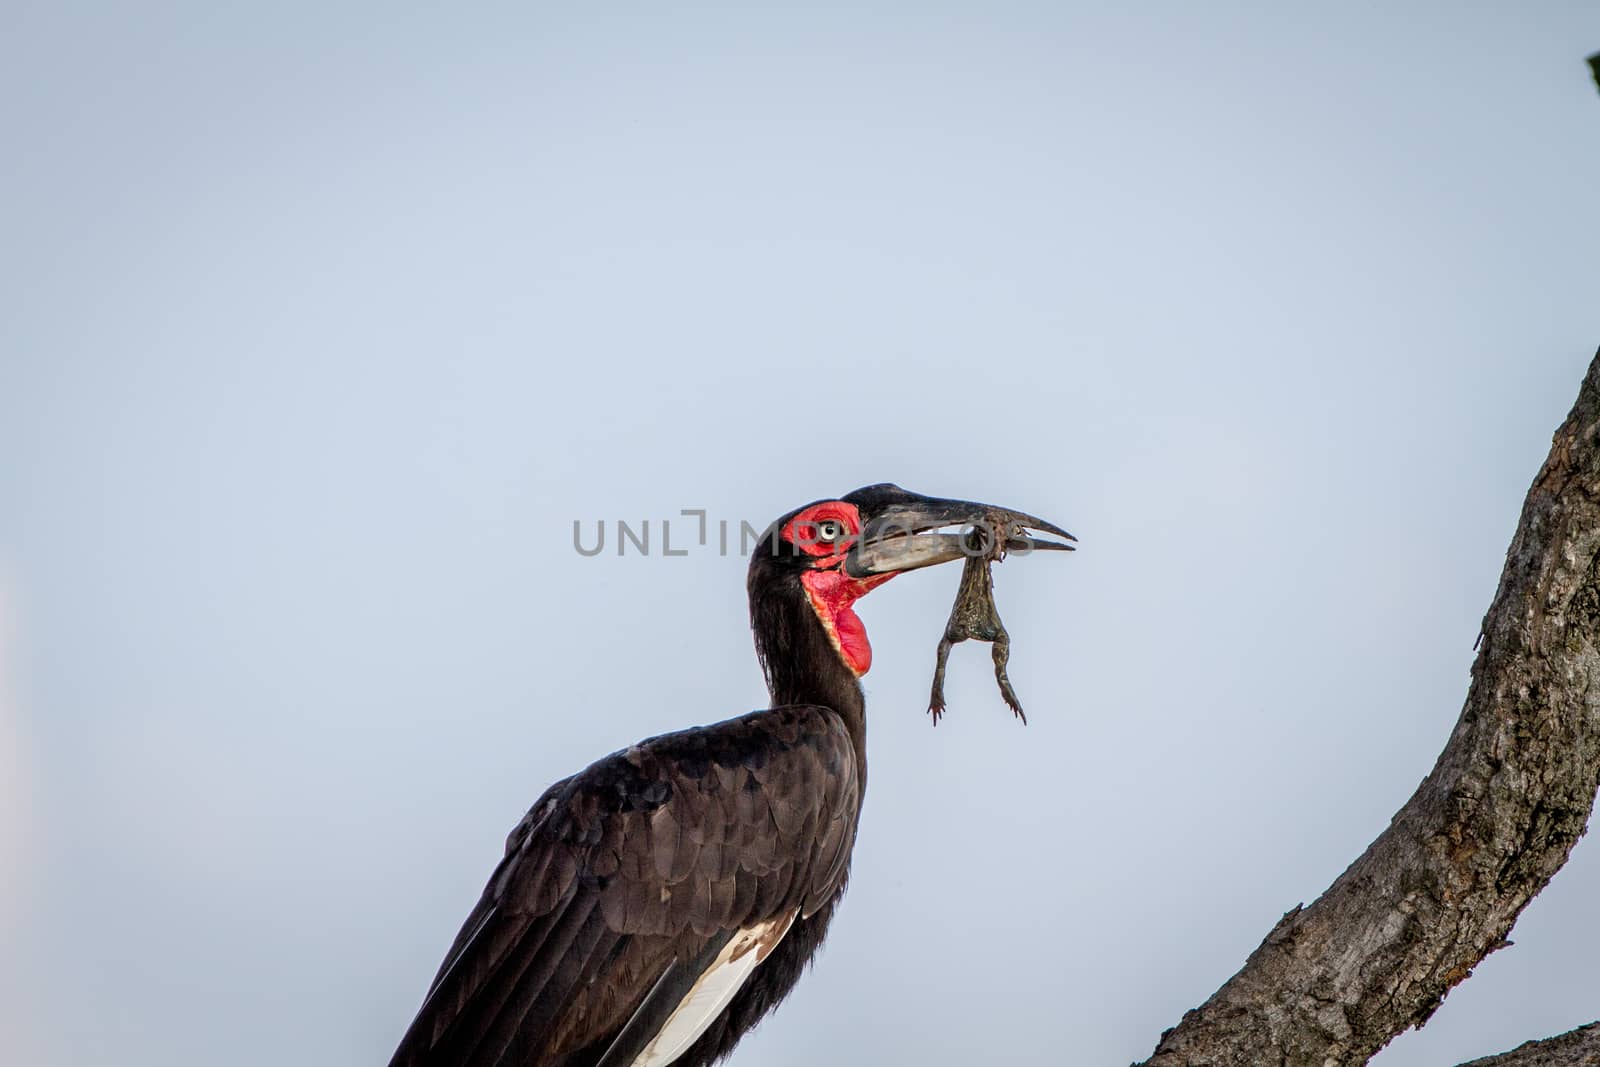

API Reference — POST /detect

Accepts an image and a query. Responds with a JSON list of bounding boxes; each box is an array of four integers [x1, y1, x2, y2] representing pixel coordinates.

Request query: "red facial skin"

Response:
[[782, 502, 896, 676]]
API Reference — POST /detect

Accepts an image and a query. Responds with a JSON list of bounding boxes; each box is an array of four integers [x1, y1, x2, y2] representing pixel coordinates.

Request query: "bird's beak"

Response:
[[843, 493, 1075, 578]]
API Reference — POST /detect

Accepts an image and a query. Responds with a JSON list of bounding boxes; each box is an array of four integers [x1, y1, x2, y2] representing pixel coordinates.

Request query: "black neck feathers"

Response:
[[747, 567, 867, 761]]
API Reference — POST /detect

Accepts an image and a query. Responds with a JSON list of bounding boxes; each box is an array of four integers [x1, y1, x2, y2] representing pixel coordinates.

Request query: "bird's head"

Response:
[[747, 483, 1074, 685]]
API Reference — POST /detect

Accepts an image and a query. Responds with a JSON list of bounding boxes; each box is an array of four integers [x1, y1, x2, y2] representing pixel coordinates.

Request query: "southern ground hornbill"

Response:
[[387, 484, 1073, 1067]]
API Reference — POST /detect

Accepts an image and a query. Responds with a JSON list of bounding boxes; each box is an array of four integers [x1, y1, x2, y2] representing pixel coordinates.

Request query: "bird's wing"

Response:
[[387, 704, 861, 1067]]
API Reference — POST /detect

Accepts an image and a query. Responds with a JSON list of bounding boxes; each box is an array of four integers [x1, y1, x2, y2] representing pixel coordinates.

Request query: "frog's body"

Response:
[[928, 527, 1026, 725]]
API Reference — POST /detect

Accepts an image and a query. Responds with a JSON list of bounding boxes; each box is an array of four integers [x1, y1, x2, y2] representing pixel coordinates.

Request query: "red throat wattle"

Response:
[[800, 569, 895, 676]]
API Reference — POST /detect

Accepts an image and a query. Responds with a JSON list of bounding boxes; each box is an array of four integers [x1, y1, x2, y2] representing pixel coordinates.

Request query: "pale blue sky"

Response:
[[3, 4, 1600, 1065]]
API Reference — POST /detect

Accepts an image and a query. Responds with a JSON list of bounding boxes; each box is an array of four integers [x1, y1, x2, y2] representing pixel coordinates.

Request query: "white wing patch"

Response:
[[630, 912, 797, 1067]]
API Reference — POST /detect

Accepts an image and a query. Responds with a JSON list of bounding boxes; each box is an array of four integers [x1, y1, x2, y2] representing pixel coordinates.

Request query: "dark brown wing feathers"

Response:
[[591, 931, 735, 1067], [387, 704, 861, 1067]]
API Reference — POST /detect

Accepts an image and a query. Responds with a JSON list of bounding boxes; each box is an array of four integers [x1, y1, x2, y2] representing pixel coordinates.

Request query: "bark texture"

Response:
[[1456, 1024, 1600, 1067], [1140, 351, 1600, 1067]]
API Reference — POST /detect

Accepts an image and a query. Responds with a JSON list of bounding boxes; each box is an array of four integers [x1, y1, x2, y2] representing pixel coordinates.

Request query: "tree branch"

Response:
[[1455, 1023, 1600, 1067], [1138, 350, 1600, 1066]]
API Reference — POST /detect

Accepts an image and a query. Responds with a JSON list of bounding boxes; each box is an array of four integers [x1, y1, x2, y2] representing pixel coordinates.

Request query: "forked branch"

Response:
[[1138, 351, 1600, 1066]]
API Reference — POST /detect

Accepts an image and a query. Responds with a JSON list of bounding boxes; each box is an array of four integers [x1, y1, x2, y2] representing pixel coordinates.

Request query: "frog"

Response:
[[927, 518, 1026, 725]]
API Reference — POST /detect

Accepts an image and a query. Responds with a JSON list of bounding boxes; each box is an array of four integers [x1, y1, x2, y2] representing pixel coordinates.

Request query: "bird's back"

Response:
[[388, 704, 863, 1067]]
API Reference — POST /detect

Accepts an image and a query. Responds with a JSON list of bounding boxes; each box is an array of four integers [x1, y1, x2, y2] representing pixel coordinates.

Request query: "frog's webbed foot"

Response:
[[929, 636, 956, 725], [990, 630, 1026, 724]]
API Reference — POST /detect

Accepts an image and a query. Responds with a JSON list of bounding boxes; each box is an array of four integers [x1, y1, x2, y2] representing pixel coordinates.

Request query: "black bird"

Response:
[[387, 484, 1073, 1067]]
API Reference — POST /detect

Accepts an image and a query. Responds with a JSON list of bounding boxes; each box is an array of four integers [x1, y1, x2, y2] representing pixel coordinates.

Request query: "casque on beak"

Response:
[[842, 491, 1075, 578]]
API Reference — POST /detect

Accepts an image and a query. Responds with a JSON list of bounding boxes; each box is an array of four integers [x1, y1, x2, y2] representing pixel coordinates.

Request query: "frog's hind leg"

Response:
[[991, 631, 1027, 724], [929, 636, 955, 725]]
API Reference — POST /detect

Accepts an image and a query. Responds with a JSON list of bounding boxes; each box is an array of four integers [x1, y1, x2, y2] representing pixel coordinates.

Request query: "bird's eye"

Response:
[[815, 519, 845, 542]]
